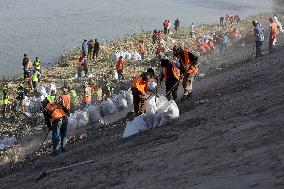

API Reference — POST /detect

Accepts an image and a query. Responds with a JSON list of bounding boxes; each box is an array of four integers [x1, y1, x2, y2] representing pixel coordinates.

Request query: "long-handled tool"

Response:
[[35, 159, 95, 181], [165, 80, 181, 97], [38, 130, 50, 151]]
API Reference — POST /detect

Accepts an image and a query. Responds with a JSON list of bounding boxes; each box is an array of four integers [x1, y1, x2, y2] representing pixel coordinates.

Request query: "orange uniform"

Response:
[[116, 59, 125, 71], [44, 103, 66, 124], [61, 94, 71, 110], [132, 76, 148, 95], [271, 22, 279, 40]]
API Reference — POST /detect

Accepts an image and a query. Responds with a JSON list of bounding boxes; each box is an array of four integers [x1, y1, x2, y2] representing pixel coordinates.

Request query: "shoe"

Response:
[[61, 147, 67, 153], [51, 151, 59, 156]]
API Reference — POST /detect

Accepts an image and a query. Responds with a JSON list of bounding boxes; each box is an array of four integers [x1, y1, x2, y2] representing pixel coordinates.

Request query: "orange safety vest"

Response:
[[61, 94, 71, 110], [180, 50, 199, 75], [161, 61, 180, 80], [187, 65, 199, 75], [132, 76, 148, 95], [44, 103, 66, 124], [271, 22, 279, 40], [116, 59, 125, 70], [83, 86, 92, 103]]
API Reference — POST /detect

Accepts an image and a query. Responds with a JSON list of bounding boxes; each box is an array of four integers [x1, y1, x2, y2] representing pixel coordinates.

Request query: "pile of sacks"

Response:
[[123, 95, 179, 138], [111, 51, 141, 61], [68, 90, 133, 128], [22, 85, 49, 116], [0, 136, 17, 151]]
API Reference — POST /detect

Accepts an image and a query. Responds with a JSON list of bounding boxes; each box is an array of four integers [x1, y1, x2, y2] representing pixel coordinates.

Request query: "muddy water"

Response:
[[0, 0, 281, 78]]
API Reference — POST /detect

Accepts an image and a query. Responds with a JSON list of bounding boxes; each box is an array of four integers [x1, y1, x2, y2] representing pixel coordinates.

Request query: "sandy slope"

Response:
[[1, 42, 284, 189]]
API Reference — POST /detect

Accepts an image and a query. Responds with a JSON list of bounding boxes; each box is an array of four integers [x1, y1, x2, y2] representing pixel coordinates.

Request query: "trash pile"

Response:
[[123, 95, 179, 138]]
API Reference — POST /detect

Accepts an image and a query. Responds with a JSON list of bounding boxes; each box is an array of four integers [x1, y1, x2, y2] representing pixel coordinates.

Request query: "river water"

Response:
[[0, 0, 282, 78]]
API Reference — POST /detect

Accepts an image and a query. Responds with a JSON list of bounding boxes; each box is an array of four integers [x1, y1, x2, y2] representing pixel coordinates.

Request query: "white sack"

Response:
[[88, 106, 104, 124], [122, 115, 149, 138]]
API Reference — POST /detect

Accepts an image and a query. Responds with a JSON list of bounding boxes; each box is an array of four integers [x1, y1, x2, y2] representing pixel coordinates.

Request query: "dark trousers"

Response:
[[51, 118, 68, 153], [131, 87, 146, 116], [117, 69, 124, 80], [255, 41, 262, 57], [2, 104, 7, 118], [166, 79, 179, 101], [32, 81, 37, 90], [93, 50, 99, 60]]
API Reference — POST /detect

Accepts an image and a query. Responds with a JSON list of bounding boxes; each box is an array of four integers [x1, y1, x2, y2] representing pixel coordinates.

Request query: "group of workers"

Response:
[[252, 15, 283, 57], [131, 46, 199, 116], [1, 14, 283, 157]]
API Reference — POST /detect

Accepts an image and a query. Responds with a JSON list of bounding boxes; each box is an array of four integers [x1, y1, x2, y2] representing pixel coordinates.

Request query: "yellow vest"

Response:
[[47, 95, 55, 103], [2, 96, 9, 105], [31, 73, 39, 82], [34, 60, 41, 70]]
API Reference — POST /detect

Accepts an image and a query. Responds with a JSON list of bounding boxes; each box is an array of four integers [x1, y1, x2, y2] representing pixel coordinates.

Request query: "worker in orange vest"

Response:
[[269, 17, 280, 52], [116, 56, 125, 81], [83, 82, 92, 108], [131, 72, 150, 116], [160, 58, 180, 101], [57, 88, 71, 116], [175, 47, 199, 102], [42, 98, 68, 156]]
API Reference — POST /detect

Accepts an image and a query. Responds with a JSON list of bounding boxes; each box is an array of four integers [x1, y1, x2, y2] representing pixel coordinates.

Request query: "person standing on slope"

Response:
[[174, 47, 199, 102], [174, 18, 180, 32], [160, 58, 181, 101], [269, 17, 281, 52], [42, 98, 68, 156], [131, 72, 150, 116], [252, 21, 265, 58]]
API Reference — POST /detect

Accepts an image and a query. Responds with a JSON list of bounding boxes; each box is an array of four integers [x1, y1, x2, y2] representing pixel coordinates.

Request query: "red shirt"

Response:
[[116, 59, 125, 70]]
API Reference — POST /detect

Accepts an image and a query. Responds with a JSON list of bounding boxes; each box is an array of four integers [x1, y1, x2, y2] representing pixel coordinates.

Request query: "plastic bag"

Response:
[[68, 111, 89, 129], [121, 90, 133, 105], [113, 94, 128, 109], [112, 51, 120, 61], [114, 70, 119, 80], [123, 95, 179, 138], [125, 51, 132, 60], [122, 115, 149, 138], [76, 111, 89, 127], [88, 106, 104, 124], [50, 82, 57, 94], [99, 98, 117, 116]]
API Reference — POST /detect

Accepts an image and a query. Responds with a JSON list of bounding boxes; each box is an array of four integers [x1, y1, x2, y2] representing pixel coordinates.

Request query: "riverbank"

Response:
[[0, 12, 283, 165]]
